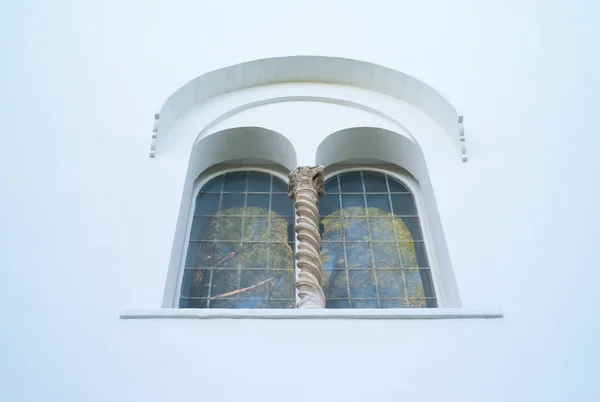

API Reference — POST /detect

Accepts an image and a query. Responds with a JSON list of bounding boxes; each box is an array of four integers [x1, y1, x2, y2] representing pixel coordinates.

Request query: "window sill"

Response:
[[120, 308, 503, 320]]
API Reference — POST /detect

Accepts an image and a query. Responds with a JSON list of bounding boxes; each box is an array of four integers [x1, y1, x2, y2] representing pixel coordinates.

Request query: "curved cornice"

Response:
[[151, 55, 466, 161]]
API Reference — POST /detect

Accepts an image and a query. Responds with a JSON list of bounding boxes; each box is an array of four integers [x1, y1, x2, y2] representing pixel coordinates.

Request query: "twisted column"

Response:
[[288, 166, 326, 309]]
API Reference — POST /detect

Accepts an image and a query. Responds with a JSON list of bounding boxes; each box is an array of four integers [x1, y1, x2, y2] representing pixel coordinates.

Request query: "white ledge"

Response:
[[120, 308, 503, 320]]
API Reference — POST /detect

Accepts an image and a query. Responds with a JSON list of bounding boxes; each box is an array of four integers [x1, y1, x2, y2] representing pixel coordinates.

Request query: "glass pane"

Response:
[[189, 216, 218, 241], [237, 299, 267, 309], [319, 194, 341, 217], [243, 217, 268, 241], [341, 194, 366, 216], [399, 242, 418, 268], [266, 270, 295, 299], [401, 217, 423, 240], [237, 242, 269, 268], [419, 269, 436, 298], [352, 300, 379, 308], [194, 193, 220, 216], [366, 194, 392, 216], [210, 299, 236, 308], [388, 177, 410, 192], [363, 172, 388, 192], [346, 242, 372, 268], [223, 172, 246, 192], [372, 242, 401, 268], [271, 178, 288, 193], [348, 270, 377, 298], [214, 242, 241, 268], [210, 269, 239, 297], [324, 177, 340, 193], [404, 269, 425, 298], [269, 243, 294, 269], [414, 242, 429, 267], [344, 218, 369, 241], [185, 242, 214, 268], [368, 218, 396, 241], [217, 217, 243, 240], [201, 176, 222, 192], [180, 269, 211, 298], [220, 193, 245, 215], [326, 300, 350, 308], [391, 194, 417, 215], [380, 299, 407, 308], [180, 298, 207, 308], [408, 299, 426, 308], [271, 194, 294, 216], [339, 172, 363, 192], [323, 270, 348, 299], [246, 194, 269, 215], [269, 216, 294, 242], [239, 269, 267, 298], [376, 270, 405, 298], [320, 217, 343, 241], [246, 172, 271, 192], [267, 300, 295, 309], [320, 242, 346, 270]]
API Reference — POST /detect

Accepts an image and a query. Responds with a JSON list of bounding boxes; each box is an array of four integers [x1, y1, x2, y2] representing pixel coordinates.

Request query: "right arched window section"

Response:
[[319, 171, 437, 309]]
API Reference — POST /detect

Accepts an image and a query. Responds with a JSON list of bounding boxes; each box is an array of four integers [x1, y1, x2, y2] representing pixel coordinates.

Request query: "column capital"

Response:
[[287, 165, 325, 199]]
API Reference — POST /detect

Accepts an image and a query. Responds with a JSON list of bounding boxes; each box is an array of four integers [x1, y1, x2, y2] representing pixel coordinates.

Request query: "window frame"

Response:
[[322, 166, 443, 308], [175, 165, 442, 309], [174, 166, 299, 308]]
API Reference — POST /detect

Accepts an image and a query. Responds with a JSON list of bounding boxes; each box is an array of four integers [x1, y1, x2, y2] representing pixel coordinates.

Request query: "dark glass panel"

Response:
[[425, 298, 438, 308], [376, 270, 405, 298], [180, 269, 211, 298], [380, 299, 407, 308], [210, 299, 237, 308], [387, 177, 410, 192], [268, 243, 294, 269], [217, 217, 243, 240], [194, 193, 220, 216], [246, 172, 271, 192], [401, 217, 423, 241], [348, 270, 377, 298], [346, 242, 372, 268], [210, 269, 239, 297], [237, 242, 269, 268], [366, 194, 392, 216], [200, 176, 222, 192], [320, 242, 346, 270], [352, 300, 379, 308], [339, 172, 363, 192], [341, 194, 366, 216], [368, 218, 396, 241], [391, 194, 417, 215], [271, 178, 288, 193], [324, 177, 340, 193], [372, 242, 401, 268], [220, 193, 245, 215], [414, 242, 429, 267], [267, 300, 295, 309], [223, 172, 246, 192], [404, 269, 425, 299], [189, 217, 218, 241], [320, 217, 343, 241], [245, 194, 269, 215], [418, 269, 436, 298], [185, 242, 214, 268], [319, 194, 341, 217], [271, 194, 294, 216], [326, 300, 350, 308], [239, 269, 267, 297], [180, 298, 208, 308], [344, 218, 369, 241], [243, 217, 268, 241], [266, 270, 295, 299], [214, 242, 241, 268], [269, 216, 294, 243], [363, 172, 388, 192], [323, 270, 348, 299], [237, 299, 267, 309]]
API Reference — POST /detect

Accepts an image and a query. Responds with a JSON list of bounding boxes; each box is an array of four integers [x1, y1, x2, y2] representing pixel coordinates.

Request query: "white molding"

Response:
[[120, 308, 503, 320]]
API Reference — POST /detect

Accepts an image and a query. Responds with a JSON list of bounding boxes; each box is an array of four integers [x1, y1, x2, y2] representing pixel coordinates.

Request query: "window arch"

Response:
[[319, 170, 437, 308], [178, 170, 296, 309]]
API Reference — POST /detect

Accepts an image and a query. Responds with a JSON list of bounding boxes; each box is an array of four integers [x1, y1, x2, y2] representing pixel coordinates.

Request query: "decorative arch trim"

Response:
[[151, 56, 467, 161]]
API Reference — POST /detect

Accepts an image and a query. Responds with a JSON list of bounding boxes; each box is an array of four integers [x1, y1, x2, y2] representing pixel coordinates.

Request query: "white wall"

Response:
[[1, 1, 599, 401]]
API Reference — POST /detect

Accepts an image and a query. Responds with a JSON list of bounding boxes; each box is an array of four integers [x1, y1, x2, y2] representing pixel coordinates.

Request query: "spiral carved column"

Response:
[[288, 166, 326, 309]]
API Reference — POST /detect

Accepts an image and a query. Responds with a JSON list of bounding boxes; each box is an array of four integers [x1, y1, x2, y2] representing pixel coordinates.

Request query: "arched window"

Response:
[[179, 171, 296, 309], [319, 170, 437, 308]]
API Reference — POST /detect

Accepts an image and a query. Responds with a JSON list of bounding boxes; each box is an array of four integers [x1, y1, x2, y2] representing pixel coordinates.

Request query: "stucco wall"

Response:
[[1, 1, 599, 401]]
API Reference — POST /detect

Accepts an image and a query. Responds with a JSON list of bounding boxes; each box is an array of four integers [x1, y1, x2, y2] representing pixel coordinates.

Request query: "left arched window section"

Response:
[[179, 171, 296, 309]]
